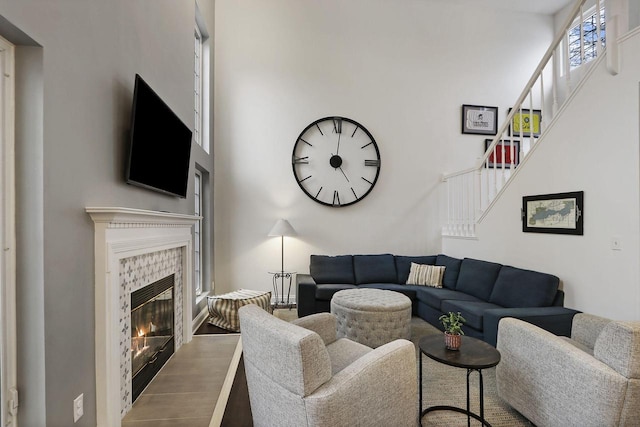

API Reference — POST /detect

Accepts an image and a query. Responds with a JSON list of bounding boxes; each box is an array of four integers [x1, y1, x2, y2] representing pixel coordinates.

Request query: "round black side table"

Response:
[[418, 334, 501, 427]]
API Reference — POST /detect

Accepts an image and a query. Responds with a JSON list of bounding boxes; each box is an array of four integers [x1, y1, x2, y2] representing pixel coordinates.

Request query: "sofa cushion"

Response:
[[415, 287, 482, 310], [359, 283, 419, 301], [441, 299, 503, 331], [455, 258, 502, 301], [435, 254, 462, 289], [315, 284, 357, 301], [353, 254, 397, 284], [310, 255, 355, 284], [395, 255, 436, 284], [489, 266, 559, 308], [406, 263, 445, 287]]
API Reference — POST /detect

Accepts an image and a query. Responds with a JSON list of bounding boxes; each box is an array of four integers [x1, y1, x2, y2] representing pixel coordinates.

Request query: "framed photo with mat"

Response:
[[522, 191, 583, 235], [461, 105, 498, 135]]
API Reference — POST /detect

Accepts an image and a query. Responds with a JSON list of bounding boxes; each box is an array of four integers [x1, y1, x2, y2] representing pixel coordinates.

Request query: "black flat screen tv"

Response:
[[126, 74, 193, 198]]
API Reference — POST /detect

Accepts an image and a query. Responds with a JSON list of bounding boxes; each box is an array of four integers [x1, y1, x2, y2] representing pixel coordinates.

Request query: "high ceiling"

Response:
[[481, 0, 574, 15]]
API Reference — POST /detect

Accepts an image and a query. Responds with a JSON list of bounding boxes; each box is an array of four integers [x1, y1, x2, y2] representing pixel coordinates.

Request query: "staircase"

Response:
[[442, 0, 613, 238]]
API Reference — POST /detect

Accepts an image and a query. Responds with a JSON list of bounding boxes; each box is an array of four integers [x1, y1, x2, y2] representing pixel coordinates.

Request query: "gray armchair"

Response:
[[238, 304, 418, 427], [496, 314, 640, 427]]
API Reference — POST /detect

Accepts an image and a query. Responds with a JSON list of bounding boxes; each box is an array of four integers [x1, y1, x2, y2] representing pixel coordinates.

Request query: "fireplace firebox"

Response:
[[131, 274, 175, 401]]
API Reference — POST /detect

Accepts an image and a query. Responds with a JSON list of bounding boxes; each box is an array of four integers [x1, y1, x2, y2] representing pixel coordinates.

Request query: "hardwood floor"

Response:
[[221, 356, 253, 426]]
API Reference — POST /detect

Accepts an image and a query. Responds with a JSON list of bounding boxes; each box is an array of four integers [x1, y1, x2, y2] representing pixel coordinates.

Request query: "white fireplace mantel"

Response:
[[87, 207, 200, 427]]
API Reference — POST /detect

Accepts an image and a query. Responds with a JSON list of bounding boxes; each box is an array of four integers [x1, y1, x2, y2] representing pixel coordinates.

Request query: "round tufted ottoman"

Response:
[[330, 288, 411, 348]]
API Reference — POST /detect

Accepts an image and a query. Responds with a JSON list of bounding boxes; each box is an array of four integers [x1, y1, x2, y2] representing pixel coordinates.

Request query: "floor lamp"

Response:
[[268, 219, 297, 307]]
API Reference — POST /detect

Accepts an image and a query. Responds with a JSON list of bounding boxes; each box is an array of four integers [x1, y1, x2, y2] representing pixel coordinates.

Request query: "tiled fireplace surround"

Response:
[[87, 207, 200, 427]]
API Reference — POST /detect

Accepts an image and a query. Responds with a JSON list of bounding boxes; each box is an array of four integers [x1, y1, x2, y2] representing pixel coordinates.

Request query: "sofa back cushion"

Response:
[[489, 266, 559, 308], [310, 255, 355, 284], [435, 254, 462, 289], [394, 255, 436, 284], [353, 254, 397, 284], [455, 258, 502, 300]]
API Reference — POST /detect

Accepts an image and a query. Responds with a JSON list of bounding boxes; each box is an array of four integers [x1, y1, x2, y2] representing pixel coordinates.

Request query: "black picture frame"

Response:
[[484, 139, 520, 169], [461, 104, 498, 135], [509, 108, 542, 138], [522, 191, 584, 235]]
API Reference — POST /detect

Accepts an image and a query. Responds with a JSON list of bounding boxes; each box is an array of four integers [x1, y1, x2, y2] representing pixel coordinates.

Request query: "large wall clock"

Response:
[[292, 116, 381, 207]]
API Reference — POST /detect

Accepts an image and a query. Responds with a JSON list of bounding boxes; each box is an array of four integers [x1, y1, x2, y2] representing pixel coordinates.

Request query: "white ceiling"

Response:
[[481, 0, 574, 15]]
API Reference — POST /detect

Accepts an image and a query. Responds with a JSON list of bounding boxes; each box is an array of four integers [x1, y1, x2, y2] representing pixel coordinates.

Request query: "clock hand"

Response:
[[336, 132, 341, 155], [338, 166, 350, 182]]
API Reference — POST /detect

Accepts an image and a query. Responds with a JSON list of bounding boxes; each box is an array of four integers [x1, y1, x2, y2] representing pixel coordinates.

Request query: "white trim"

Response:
[[192, 304, 210, 334], [87, 207, 200, 427], [0, 36, 16, 427], [209, 338, 243, 427]]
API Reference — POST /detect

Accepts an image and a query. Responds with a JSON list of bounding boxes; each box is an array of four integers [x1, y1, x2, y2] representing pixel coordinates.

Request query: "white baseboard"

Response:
[[192, 305, 210, 334]]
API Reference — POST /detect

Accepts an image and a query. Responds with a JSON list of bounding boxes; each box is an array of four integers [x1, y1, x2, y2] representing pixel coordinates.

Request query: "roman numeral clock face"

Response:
[[292, 116, 381, 207]]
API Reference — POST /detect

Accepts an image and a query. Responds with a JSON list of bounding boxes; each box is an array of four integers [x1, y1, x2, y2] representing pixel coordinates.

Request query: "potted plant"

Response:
[[439, 311, 466, 350]]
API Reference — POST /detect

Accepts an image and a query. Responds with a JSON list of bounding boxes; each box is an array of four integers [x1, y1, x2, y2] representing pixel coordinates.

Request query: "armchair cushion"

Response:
[[291, 312, 337, 345], [325, 338, 372, 375], [572, 313, 612, 350], [305, 339, 417, 427]]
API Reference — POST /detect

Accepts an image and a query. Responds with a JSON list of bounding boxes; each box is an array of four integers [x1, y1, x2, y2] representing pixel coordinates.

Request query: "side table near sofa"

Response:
[[269, 270, 295, 308]]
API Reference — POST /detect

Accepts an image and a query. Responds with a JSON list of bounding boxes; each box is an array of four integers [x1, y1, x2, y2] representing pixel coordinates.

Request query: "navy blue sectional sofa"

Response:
[[296, 254, 580, 346]]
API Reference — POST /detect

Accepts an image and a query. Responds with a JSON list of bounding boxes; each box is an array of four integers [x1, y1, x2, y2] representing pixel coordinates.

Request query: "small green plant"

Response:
[[439, 311, 466, 335]]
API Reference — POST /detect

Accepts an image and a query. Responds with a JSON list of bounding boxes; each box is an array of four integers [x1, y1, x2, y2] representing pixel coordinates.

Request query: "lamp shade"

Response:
[[268, 219, 297, 237]]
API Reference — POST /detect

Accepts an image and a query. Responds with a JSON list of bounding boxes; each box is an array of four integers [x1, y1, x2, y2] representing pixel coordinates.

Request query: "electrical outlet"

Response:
[[73, 394, 83, 423]]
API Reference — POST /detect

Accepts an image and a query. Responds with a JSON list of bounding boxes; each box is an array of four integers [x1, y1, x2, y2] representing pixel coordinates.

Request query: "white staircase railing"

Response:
[[443, 0, 605, 237]]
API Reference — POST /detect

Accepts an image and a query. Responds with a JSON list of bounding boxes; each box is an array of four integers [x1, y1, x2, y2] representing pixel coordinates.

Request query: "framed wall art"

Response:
[[522, 191, 583, 235], [461, 104, 498, 135], [484, 139, 520, 169], [509, 108, 542, 137]]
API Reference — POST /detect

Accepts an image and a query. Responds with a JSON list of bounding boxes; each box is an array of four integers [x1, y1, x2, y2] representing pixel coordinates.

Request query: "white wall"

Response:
[[214, 0, 554, 297], [444, 29, 640, 321]]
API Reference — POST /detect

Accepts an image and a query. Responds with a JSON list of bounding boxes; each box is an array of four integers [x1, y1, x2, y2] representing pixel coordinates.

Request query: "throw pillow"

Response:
[[406, 263, 445, 287]]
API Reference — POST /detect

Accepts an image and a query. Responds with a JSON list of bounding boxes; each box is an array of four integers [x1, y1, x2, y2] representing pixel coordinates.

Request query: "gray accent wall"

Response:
[[0, 1, 216, 426]]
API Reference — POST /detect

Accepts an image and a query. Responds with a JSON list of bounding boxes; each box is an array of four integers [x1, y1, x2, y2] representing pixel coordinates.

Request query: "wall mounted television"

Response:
[[126, 74, 193, 198]]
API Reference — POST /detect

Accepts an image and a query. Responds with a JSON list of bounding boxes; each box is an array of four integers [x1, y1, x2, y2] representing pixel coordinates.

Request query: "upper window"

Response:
[[194, 24, 204, 150], [194, 7, 210, 153], [568, 6, 606, 70]]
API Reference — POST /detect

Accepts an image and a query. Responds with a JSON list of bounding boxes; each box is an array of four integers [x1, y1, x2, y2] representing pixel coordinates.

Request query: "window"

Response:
[[194, 170, 202, 296], [194, 25, 203, 149], [194, 8, 210, 153], [568, 6, 606, 70], [0, 35, 17, 427]]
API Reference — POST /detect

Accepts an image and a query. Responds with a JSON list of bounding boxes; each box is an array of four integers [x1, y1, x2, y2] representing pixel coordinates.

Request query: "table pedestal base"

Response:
[[420, 359, 492, 427]]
